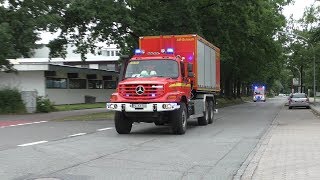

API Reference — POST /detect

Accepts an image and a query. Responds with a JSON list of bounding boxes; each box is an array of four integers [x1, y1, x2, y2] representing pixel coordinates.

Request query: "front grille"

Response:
[[119, 84, 165, 99]]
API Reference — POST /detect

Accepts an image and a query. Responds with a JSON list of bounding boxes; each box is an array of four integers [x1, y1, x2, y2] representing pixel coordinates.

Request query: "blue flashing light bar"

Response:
[[135, 49, 143, 55], [254, 86, 258, 89], [166, 48, 174, 54]]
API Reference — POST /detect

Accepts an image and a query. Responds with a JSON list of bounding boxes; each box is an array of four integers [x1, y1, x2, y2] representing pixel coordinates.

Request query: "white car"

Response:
[[288, 93, 310, 109]]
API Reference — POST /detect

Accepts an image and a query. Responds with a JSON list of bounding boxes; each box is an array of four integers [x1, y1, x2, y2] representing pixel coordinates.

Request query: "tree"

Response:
[[0, 0, 290, 96], [0, 0, 67, 71]]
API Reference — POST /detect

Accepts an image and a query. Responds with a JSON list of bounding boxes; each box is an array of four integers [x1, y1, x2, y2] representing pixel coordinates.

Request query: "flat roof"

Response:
[[11, 63, 118, 75]]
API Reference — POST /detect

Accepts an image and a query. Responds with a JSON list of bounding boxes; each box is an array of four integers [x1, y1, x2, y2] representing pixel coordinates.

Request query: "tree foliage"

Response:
[[2, 0, 293, 97], [0, 0, 66, 71], [281, 1, 320, 94]]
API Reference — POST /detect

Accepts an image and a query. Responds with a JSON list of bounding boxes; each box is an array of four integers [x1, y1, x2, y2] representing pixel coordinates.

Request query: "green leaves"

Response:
[[0, 0, 292, 96], [0, 0, 67, 71]]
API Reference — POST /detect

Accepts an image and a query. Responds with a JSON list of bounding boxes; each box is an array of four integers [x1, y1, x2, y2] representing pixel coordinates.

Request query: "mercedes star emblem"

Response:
[[136, 85, 145, 95]]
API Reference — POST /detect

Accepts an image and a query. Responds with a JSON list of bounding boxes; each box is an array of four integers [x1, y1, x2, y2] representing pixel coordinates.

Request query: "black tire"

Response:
[[170, 102, 187, 135], [307, 106, 311, 109], [289, 106, 292, 109], [198, 101, 209, 126], [114, 112, 132, 134], [208, 101, 215, 124]]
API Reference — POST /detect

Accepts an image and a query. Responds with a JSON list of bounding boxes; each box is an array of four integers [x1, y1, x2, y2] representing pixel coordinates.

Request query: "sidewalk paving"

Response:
[[237, 101, 320, 180], [0, 108, 107, 122]]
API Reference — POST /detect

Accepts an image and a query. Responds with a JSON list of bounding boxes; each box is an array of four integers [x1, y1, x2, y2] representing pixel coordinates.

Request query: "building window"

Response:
[[107, 64, 116, 71], [104, 80, 117, 89], [111, 51, 115, 56], [46, 78, 67, 89], [80, 64, 89, 68], [88, 80, 103, 89], [69, 79, 87, 89], [107, 51, 110, 56], [99, 64, 108, 70], [116, 51, 120, 56]]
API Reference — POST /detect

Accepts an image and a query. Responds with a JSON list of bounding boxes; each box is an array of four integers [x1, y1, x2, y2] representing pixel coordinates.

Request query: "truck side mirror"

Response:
[[119, 55, 130, 80], [187, 64, 193, 72], [188, 72, 194, 77]]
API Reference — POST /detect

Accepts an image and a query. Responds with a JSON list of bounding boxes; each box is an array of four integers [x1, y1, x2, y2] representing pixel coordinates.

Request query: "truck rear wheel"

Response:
[[114, 112, 132, 134], [208, 100, 215, 124], [170, 102, 187, 135], [198, 101, 209, 126]]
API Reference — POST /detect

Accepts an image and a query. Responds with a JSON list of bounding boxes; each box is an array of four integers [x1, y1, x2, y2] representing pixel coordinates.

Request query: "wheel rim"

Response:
[[182, 109, 187, 129]]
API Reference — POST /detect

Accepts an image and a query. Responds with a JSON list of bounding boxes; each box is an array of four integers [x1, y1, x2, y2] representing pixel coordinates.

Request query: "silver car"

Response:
[[288, 93, 310, 109]]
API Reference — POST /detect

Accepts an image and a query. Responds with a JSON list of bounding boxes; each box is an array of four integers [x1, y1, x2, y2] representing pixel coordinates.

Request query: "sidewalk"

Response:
[[0, 108, 107, 122], [237, 102, 320, 179]]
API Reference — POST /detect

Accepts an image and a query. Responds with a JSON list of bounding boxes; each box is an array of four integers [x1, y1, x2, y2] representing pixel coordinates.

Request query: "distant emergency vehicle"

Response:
[[253, 85, 266, 102]]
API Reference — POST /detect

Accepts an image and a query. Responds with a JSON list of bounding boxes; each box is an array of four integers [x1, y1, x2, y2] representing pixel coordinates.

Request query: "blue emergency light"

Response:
[[135, 49, 143, 55], [166, 48, 174, 54]]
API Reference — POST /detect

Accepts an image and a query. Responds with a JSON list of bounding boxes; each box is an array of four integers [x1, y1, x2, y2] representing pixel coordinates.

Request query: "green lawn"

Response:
[[216, 96, 251, 108], [54, 103, 106, 111], [54, 112, 115, 121]]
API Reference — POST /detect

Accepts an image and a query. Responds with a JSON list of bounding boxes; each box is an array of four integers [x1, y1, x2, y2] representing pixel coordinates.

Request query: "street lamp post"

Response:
[[278, 31, 316, 102], [293, 66, 302, 93]]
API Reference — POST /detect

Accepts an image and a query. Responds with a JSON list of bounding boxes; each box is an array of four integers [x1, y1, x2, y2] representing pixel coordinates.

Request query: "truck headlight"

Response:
[[162, 104, 174, 109]]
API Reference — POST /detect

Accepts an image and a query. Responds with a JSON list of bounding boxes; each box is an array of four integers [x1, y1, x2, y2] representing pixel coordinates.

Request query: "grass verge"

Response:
[[54, 103, 106, 111], [216, 96, 251, 108], [54, 111, 115, 121]]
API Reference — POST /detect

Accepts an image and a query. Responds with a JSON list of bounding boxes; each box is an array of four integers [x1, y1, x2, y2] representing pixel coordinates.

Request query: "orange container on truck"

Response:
[[107, 34, 220, 134]]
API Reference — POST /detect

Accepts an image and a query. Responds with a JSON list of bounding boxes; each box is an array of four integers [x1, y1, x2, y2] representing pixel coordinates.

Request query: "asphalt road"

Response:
[[1, 98, 287, 180]]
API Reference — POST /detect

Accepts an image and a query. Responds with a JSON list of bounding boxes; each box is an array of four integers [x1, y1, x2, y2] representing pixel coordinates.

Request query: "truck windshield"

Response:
[[125, 60, 179, 78]]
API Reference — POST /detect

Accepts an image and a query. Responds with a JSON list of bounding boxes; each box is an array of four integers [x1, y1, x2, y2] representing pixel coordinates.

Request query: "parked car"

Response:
[[288, 93, 310, 109]]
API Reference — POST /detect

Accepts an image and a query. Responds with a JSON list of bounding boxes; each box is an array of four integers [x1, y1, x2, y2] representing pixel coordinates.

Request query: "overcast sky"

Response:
[[282, 0, 316, 20]]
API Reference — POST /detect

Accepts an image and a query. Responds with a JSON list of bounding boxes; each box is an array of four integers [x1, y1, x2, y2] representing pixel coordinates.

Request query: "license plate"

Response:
[[132, 104, 147, 108]]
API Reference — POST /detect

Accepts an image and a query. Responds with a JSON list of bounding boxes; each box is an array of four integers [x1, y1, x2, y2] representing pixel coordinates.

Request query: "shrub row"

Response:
[[0, 88, 25, 114]]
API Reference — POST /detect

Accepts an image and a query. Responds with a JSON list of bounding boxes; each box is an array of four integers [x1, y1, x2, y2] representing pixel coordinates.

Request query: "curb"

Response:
[[233, 106, 282, 180], [310, 105, 320, 116]]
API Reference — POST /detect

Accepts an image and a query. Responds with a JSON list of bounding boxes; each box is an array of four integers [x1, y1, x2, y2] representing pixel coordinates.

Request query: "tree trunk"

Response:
[[237, 79, 241, 98]]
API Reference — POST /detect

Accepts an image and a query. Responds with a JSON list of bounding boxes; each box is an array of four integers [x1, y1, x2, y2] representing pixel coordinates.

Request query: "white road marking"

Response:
[[97, 127, 113, 131], [68, 133, 87, 137], [2, 121, 48, 128], [18, 141, 48, 147]]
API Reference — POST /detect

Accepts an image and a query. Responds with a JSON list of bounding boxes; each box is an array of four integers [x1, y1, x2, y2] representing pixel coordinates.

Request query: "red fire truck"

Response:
[[107, 34, 220, 134]]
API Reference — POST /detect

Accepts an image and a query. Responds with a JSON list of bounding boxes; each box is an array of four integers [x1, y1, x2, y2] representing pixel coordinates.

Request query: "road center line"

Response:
[[1, 121, 48, 128], [68, 133, 87, 137], [18, 141, 48, 147], [97, 127, 113, 131]]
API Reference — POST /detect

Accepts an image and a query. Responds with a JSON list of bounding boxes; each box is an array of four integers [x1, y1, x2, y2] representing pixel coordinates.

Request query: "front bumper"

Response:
[[106, 103, 180, 112], [253, 96, 265, 101]]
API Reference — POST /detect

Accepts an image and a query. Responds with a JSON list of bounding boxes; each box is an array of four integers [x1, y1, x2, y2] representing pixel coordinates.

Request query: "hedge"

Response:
[[0, 88, 26, 114]]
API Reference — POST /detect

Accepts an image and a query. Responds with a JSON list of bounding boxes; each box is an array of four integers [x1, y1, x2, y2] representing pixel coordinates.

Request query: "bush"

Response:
[[36, 96, 56, 113], [0, 88, 26, 114]]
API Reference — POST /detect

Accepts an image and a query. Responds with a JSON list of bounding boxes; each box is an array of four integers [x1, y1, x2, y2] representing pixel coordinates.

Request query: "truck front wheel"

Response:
[[170, 103, 187, 135], [114, 112, 132, 134]]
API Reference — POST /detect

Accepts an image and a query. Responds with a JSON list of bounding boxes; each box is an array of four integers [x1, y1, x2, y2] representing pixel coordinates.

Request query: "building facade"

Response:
[[0, 64, 118, 105]]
